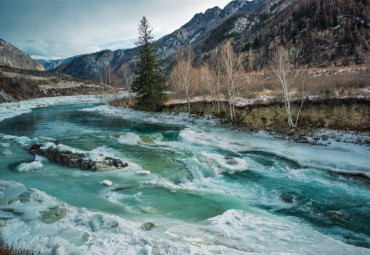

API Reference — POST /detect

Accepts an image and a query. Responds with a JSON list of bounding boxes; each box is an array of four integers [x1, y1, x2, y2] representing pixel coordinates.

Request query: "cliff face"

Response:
[[163, 99, 370, 132], [0, 39, 45, 71]]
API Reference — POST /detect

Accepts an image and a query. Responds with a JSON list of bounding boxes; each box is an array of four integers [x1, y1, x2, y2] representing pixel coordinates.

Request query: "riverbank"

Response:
[[162, 98, 370, 148]]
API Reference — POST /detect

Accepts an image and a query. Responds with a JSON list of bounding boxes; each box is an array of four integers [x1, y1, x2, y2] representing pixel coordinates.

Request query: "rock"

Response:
[[224, 156, 238, 165], [58, 229, 89, 246], [2, 183, 27, 204], [101, 180, 113, 186], [42, 207, 67, 224], [51, 243, 67, 255], [111, 220, 119, 228], [295, 136, 308, 143], [144, 245, 153, 255], [81, 160, 90, 170], [141, 222, 156, 231], [91, 162, 105, 171], [0, 219, 6, 227], [281, 195, 293, 204], [104, 157, 128, 168], [89, 214, 103, 232], [28, 142, 128, 171], [327, 210, 341, 220]]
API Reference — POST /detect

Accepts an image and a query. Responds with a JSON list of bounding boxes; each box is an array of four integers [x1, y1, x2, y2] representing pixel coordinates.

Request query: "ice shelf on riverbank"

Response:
[[1, 180, 368, 255], [0, 94, 126, 122]]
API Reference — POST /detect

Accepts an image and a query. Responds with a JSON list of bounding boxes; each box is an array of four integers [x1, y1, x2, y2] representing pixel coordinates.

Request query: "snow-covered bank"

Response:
[[179, 127, 370, 178], [83, 104, 369, 166], [0, 94, 126, 122], [82, 104, 219, 127], [0, 180, 368, 255]]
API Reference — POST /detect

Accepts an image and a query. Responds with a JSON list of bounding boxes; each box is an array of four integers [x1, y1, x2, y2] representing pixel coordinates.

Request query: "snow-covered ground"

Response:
[[0, 94, 126, 122]]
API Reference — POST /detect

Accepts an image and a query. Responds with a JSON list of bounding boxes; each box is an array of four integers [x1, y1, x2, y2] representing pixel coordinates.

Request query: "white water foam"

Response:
[[117, 132, 141, 145], [201, 152, 248, 173]]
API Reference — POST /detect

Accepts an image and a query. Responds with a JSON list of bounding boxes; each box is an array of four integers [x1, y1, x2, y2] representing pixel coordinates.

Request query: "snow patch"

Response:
[[16, 160, 44, 173], [100, 180, 113, 187]]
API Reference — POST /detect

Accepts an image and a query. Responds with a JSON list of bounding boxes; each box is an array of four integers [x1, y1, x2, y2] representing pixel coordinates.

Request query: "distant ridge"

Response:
[[0, 39, 45, 71]]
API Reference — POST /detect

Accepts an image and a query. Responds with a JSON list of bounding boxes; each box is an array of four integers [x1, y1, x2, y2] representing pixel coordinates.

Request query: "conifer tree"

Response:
[[131, 17, 167, 111]]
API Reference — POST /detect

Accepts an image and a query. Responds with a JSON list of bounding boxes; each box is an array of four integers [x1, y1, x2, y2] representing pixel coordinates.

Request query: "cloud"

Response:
[[0, 0, 231, 59]]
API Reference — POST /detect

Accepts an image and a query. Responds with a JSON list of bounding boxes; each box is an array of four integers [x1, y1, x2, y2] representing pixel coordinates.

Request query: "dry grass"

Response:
[[202, 66, 370, 103], [0, 238, 37, 255], [109, 96, 136, 107]]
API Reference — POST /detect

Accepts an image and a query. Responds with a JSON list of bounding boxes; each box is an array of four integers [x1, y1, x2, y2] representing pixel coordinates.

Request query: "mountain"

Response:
[[0, 65, 111, 103], [55, 0, 266, 81], [37, 56, 78, 70], [55, 0, 369, 82], [0, 39, 45, 71], [55, 48, 136, 81], [198, 0, 369, 68]]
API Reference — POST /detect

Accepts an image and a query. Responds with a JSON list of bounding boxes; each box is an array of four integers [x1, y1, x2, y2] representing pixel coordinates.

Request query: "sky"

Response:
[[0, 0, 232, 60]]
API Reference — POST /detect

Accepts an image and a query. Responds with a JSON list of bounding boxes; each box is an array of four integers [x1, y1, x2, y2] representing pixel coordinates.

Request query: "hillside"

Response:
[[0, 65, 112, 103], [54, 0, 369, 84], [37, 56, 77, 70], [54, 0, 267, 81], [198, 0, 370, 69], [0, 39, 45, 71]]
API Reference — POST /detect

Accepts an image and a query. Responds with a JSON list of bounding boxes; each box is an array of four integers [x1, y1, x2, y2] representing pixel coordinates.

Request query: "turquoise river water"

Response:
[[0, 102, 369, 254]]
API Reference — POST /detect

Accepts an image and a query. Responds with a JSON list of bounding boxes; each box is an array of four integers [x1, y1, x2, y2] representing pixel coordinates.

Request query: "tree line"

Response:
[[107, 17, 306, 130]]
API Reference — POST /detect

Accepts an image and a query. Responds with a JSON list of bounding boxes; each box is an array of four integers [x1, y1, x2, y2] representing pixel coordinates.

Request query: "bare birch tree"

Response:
[[220, 40, 244, 121], [272, 46, 302, 130], [210, 51, 225, 115], [199, 63, 218, 114], [119, 63, 134, 105], [170, 47, 198, 116]]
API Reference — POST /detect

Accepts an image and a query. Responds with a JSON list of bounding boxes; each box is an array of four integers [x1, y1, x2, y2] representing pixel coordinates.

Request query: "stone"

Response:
[[224, 156, 238, 165], [141, 222, 156, 231], [327, 210, 341, 220], [0, 219, 6, 227], [111, 220, 119, 228], [3, 183, 27, 204], [28, 142, 128, 171], [51, 243, 67, 255], [89, 214, 103, 232], [58, 229, 89, 246], [42, 207, 67, 224]]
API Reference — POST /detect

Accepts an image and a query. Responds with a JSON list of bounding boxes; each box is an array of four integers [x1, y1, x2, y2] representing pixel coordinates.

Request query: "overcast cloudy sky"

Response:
[[0, 0, 232, 60]]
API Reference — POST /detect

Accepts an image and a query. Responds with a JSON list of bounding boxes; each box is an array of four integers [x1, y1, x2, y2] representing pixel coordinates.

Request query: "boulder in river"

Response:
[[28, 142, 128, 171], [141, 222, 156, 231], [89, 214, 104, 232]]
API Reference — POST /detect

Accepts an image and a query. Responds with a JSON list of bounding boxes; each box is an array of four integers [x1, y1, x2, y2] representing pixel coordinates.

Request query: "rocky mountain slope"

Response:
[[0, 66, 112, 103], [55, 0, 267, 81], [37, 56, 77, 70], [199, 0, 369, 69], [55, 0, 369, 82], [0, 39, 45, 71]]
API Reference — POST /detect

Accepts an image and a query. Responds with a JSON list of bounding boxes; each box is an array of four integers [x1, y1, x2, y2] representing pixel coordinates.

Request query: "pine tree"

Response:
[[131, 17, 167, 111]]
